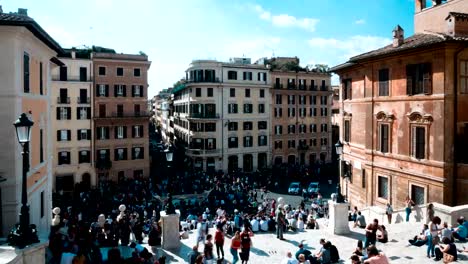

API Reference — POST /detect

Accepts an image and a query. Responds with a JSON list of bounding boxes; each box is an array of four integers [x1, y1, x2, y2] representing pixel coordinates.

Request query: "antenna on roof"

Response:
[[272, 50, 275, 58]]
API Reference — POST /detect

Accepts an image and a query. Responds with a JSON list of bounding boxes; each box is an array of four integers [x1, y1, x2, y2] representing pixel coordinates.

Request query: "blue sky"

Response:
[[3, 0, 415, 96]]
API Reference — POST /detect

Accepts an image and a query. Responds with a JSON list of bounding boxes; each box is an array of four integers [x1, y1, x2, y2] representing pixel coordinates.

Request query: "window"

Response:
[[57, 130, 70, 141], [275, 95, 282, 104], [207, 88, 213, 97], [134, 68, 141, 77], [310, 138, 317, 146], [411, 185, 425, 205], [299, 124, 306, 133], [117, 105, 124, 117], [310, 124, 317, 133], [115, 126, 127, 139], [114, 84, 126, 97], [228, 137, 238, 148], [258, 135, 267, 146], [274, 107, 282, 117], [321, 108, 328, 116], [321, 124, 328, 132], [205, 123, 216, 132], [320, 137, 328, 146], [97, 84, 109, 97], [461, 60, 468, 94], [40, 129, 44, 162], [260, 89, 265, 98], [196, 88, 201, 97], [274, 140, 283, 149], [343, 79, 352, 100], [275, 125, 282, 135], [40, 191, 44, 218], [57, 107, 71, 120], [59, 66, 68, 82], [379, 68, 390, 96], [257, 72, 267, 81], [98, 66, 106, 76], [379, 123, 390, 153], [205, 138, 216, 149], [406, 63, 432, 95], [132, 125, 143, 138], [243, 72, 253, 80], [288, 140, 296, 148], [310, 95, 317, 105], [228, 71, 237, 80], [243, 122, 253, 130], [228, 103, 238, 114], [115, 148, 128, 161], [243, 104, 253, 113], [243, 136, 253, 147], [320, 96, 327, 105], [98, 149, 110, 161], [288, 108, 296, 117], [24, 53, 30, 93], [457, 123, 468, 163], [58, 151, 70, 165], [132, 85, 143, 97], [79, 150, 91, 163], [378, 176, 388, 199], [77, 129, 91, 140], [258, 121, 267, 130], [228, 122, 238, 131], [132, 147, 144, 160], [116, 67, 124, 76], [344, 120, 350, 142], [362, 169, 366, 188], [77, 107, 91, 120], [245, 89, 250, 97], [230, 88, 235, 97], [288, 125, 296, 134], [97, 127, 110, 140], [288, 95, 295, 104], [79, 67, 87, 82], [39, 62, 43, 95], [258, 104, 265, 113], [412, 126, 426, 159]]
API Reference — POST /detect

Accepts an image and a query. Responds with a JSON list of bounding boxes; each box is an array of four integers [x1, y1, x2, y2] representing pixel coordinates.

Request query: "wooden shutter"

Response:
[[406, 65, 414, 95], [105, 127, 109, 139], [132, 126, 135, 138], [87, 129, 91, 140], [114, 127, 118, 139], [67, 130, 71, 140], [132, 85, 135, 97], [87, 107, 91, 119], [114, 85, 118, 97], [105, 85, 109, 97], [56, 107, 61, 120], [123, 126, 127, 138], [423, 63, 432, 94], [96, 84, 100, 97], [140, 125, 144, 137], [114, 149, 119, 161], [67, 107, 71, 120], [140, 86, 144, 97], [77, 130, 81, 140], [96, 127, 101, 139], [122, 85, 126, 97], [76, 107, 80, 119], [57, 131, 61, 141]]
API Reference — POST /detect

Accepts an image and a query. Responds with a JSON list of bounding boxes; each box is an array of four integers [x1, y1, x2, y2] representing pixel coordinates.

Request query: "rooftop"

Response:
[[0, 10, 63, 54]]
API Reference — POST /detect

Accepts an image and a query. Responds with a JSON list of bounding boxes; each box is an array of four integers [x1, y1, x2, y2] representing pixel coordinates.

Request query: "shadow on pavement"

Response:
[[251, 247, 270, 257]]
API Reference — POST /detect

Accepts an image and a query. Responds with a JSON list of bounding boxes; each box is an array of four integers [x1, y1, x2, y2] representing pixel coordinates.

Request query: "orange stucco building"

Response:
[[331, 0, 468, 209]]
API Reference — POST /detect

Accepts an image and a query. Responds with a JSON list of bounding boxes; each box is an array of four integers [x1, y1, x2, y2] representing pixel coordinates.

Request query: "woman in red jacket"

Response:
[[214, 225, 225, 260], [230, 231, 241, 264]]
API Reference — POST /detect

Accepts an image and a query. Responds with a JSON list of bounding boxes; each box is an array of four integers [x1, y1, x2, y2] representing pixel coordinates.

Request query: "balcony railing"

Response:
[[95, 111, 151, 119], [298, 84, 307, 90], [310, 85, 318, 91], [77, 97, 91, 104], [52, 75, 93, 82], [57, 97, 70, 104], [187, 149, 221, 156], [188, 113, 220, 119], [287, 84, 296, 89], [274, 83, 283, 89], [185, 77, 220, 84], [320, 85, 329, 91]]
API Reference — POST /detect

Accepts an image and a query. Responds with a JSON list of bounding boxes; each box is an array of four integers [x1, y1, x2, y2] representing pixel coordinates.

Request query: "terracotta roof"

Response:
[[0, 12, 63, 54], [445, 12, 468, 20]]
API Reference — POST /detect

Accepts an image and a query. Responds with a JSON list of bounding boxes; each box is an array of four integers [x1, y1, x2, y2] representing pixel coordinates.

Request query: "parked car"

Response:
[[308, 182, 320, 195], [288, 182, 301, 195]]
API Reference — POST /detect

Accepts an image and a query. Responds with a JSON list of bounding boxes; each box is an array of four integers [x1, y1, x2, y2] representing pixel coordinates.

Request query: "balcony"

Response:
[[185, 77, 220, 84], [95, 158, 112, 170], [94, 111, 151, 119], [274, 83, 283, 89], [52, 75, 93, 82], [298, 144, 309, 151], [298, 84, 307, 90], [320, 85, 329, 91], [287, 84, 296, 90], [310, 85, 318, 91], [187, 149, 221, 156], [77, 97, 91, 104], [57, 97, 70, 104], [188, 113, 220, 119]]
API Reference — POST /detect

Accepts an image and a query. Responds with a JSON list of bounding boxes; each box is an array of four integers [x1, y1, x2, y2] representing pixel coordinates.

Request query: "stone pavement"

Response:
[[146, 221, 468, 263]]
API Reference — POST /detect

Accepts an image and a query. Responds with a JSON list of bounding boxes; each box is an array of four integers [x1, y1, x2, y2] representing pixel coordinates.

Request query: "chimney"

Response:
[[392, 25, 404, 48], [17, 8, 28, 16], [0, 5, 3, 13], [71, 47, 76, 59], [415, 0, 426, 13]]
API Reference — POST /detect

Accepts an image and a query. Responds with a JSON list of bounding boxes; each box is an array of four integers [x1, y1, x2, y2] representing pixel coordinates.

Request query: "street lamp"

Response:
[[164, 145, 176, 214], [334, 140, 345, 203], [8, 113, 39, 248], [335, 140, 343, 156]]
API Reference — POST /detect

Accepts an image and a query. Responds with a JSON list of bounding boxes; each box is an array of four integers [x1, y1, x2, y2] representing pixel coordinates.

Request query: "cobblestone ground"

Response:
[[144, 221, 468, 263]]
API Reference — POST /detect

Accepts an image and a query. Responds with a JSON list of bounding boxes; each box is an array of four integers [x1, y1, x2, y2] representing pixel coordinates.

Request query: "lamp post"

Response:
[[8, 113, 39, 248], [334, 141, 345, 203], [164, 145, 176, 214]]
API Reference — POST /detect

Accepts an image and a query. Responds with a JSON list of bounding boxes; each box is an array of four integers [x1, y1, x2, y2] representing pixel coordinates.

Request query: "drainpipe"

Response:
[[370, 63, 375, 207], [452, 44, 467, 206]]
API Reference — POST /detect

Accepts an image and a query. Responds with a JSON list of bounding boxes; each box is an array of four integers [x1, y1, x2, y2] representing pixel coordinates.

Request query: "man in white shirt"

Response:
[[250, 217, 260, 232], [282, 252, 299, 264], [216, 207, 224, 217], [196, 220, 207, 247]]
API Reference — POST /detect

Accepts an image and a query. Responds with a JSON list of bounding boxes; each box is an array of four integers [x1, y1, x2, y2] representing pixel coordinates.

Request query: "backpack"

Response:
[[329, 244, 340, 263]]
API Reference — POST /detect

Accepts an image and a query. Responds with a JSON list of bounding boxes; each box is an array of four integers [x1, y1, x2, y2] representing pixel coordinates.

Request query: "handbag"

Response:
[[432, 235, 440, 245], [443, 253, 455, 263]]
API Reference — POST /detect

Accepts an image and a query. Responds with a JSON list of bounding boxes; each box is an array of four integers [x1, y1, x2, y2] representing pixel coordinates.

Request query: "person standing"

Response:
[[276, 206, 286, 240], [187, 246, 200, 264], [364, 219, 379, 248], [240, 228, 252, 264], [214, 226, 225, 260], [405, 196, 415, 222], [426, 203, 434, 224], [385, 203, 393, 224], [196, 219, 207, 248], [204, 234, 214, 264], [230, 231, 241, 264]]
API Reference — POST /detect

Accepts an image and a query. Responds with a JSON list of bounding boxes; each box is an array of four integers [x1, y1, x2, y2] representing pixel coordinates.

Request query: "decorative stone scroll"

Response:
[[406, 112, 433, 124]]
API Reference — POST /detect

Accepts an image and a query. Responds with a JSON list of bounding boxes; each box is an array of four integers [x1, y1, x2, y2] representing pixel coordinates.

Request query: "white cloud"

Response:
[[252, 4, 319, 32], [218, 37, 281, 60], [355, 19, 366, 25], [308, 35, 391, 59]]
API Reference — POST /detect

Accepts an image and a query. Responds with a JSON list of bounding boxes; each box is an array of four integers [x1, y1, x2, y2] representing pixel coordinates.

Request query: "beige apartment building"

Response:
[[269, 58, 333, 166], [51, 49, 95, 192], [93, 52, 151, 183], [0, 8, 63, 236], [172, 58, 271, 172]]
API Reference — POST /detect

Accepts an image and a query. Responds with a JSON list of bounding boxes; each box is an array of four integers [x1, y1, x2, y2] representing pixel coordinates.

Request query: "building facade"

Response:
[[269, 58, 332, 167], [51, 49, 96, 192], [93, 52, 151, 183], [0, 9, 63, 236], [172, 58, 271, 172], [331, 0, 468, 208]]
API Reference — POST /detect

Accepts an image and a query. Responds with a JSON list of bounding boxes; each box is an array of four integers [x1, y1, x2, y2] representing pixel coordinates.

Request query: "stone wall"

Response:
[[0, 241, 47, 264]]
